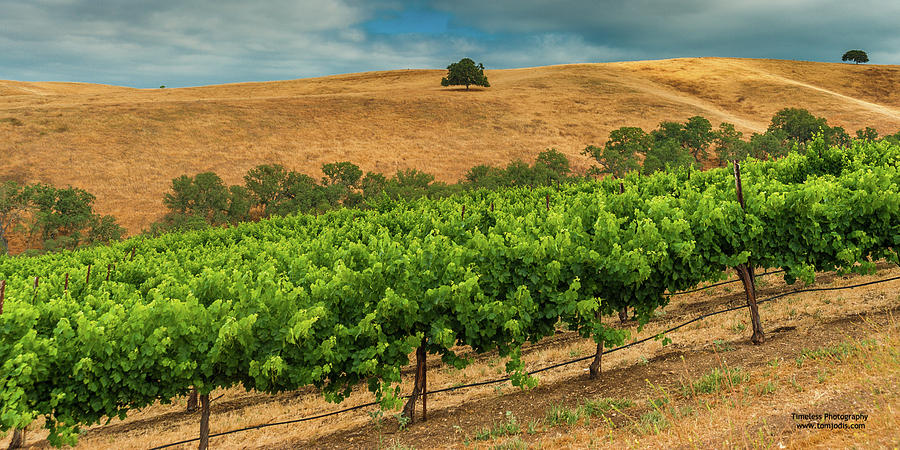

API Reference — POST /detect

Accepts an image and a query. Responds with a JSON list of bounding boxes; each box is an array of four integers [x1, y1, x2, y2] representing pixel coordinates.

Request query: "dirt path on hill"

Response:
[[740, 67, 900, 121], [617, 74, 766, 132]]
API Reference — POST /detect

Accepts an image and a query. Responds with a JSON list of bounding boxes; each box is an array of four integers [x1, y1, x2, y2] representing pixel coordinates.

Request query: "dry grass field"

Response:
[[3, 264, 898, 449], [2, 57, 900, 235]]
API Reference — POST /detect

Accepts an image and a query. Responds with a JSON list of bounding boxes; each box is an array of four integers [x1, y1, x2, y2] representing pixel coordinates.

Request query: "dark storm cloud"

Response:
[[1, 0, 897, 87], [432, 0, 900, 62]]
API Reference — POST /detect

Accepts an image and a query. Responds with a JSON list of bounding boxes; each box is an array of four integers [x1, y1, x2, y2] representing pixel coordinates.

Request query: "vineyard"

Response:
[[1, 137, 899, 448]]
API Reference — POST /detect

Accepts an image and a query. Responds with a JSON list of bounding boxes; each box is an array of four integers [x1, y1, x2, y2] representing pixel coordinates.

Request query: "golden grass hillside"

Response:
[[2, 57, 900, 233]]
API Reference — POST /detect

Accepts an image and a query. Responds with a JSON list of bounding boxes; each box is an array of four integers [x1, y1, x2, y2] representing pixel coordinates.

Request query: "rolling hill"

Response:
[[2, 57, 900, 233]]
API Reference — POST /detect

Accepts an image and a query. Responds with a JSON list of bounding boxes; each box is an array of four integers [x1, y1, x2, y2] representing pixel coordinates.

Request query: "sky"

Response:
[[2, 0, 899, 88]]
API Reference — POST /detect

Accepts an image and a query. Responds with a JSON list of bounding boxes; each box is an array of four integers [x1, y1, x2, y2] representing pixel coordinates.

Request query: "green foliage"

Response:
[[276, 172, 322, 214], [534, 148, 571, 178], [86, 215, 125, 246], [161, 172, 254, 231], [829, 126, 851, 147], [747, 129, 789, 158], [441, 58, 490, 90], [544, 403, 581, 427], [855, 127, 879, 141], [359, 172, 388, 198], [584, 126, 647, 177], [767, 107, 848, 148], [842, 50, 869, 64], [465, 149, 572, 190], [797, 340, 876, 364], [884, 130, 900, 145], [14, 184, 125, 251], [163, 172, 233, 225], [0, 181, 29, 254], [465, 164, 506, 189], [226, 185, 252, 222], [641, 139, 695, 174], [1, 140, 899, 445], [543, 398, 631, 428], [650, 116, 715, 163], [748, 128, 792, 159], [28, 184, 96, 241], [769, 108, 827, 143], [385, 168, 435, 200], [321, 161, 363, 188], [682, 367, 748, 397], [474, 411, 520, 441], [0, 181, 124, 253], [713, 122, 757, 163], [244, 164, 291, 212], [682, 116, 716, 161]]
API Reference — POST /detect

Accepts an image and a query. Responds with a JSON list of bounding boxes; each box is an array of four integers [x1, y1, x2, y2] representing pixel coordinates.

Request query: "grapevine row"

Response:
[[0, 137, 898, 446]]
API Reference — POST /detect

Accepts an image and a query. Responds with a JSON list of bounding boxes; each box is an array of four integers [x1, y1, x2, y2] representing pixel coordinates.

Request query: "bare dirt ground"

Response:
[[3, 263, 898, 449], [2, 58, 900, 236]]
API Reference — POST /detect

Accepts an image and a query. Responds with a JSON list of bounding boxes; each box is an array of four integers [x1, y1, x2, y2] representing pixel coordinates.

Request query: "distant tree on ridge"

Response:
[[441, 58, 490, 90], [842, 50, 869, 64]]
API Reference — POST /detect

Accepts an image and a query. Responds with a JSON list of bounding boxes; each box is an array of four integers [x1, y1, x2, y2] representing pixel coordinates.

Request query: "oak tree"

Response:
[[441, 58, 490, 90]]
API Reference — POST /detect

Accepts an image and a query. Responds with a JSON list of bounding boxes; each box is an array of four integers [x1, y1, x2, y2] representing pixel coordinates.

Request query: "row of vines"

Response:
[[1, 137, 898, 447]]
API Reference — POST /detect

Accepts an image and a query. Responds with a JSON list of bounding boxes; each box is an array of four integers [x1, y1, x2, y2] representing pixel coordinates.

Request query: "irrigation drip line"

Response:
[[148, 272, 899, 449], [666, 268, 785, 296], [151, 400, 382, 449], [757, 275, 900, 304]]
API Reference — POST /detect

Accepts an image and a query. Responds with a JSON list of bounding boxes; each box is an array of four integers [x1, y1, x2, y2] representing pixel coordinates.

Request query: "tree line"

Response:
[[0, 183, 123, 255], [583, 107, 899, 178], [146, 148, 574, 235]]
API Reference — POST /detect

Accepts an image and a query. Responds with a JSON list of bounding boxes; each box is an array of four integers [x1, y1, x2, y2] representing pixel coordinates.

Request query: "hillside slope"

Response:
[[2, 57, 899, 233]]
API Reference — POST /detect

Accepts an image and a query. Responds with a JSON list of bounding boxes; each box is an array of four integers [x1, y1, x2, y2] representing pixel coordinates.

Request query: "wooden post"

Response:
[[733, 161, 744, 208], [187, 387, 198, 412], [589, 313, 603, 379], [33, 276, 39, 289], [421, 345, 427, 421], [732, 162, 756, 283], [106, 264, 112, 282], [737, 264, 765, 344], [461, 205, 465, 220], [0, 280, 5, 315], [402, 342, 427, 423], [198, 393, 211, 450], [545, 193, 550, 211], [8, 428, 26, 449], [733, 161, 764, 344], [64, 273, 69, 292], [86, 264, 91, 285]]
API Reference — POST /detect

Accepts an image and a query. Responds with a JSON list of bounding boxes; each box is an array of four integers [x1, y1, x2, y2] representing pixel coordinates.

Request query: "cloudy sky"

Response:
[[3, 0, 898, 88]]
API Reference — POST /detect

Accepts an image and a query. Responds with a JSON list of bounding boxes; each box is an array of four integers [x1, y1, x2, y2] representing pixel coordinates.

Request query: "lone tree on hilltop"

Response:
[[441, 58, 490, 90], [842, 50, 869, 64]]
